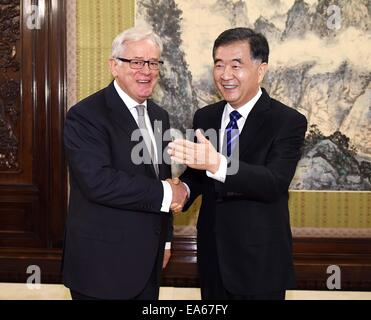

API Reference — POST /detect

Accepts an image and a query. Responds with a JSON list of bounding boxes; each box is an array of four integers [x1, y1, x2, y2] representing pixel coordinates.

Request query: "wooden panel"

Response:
[[0, 248, 62, 283], [1, 235, 370, 289], [0, 0, 44, 248], [0, 0, 21, 174], [162, 236, 371, 291], [0, 191, 41, 247], [294, 238, 371, 290], [162, 236, 199, 287], [0, 0, 67, 279]]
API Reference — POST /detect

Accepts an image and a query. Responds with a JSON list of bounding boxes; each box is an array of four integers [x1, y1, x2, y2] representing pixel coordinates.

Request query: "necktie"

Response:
[[224, 110, 242, 157], [135, 105, 159, 177]]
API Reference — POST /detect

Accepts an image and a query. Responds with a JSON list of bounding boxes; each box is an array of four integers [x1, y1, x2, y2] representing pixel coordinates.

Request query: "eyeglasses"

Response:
[[115, 57, 164, 70]]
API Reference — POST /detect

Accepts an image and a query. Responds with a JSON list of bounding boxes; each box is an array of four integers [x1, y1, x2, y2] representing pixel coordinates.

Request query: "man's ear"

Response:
[[108, 58, 118, 78], [258, 62, 268, 84]]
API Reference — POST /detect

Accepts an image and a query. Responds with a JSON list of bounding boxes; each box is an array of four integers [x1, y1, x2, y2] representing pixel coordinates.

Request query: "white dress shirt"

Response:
[[113, 81, 172, 217], [206, 88, 262, 182], [114, 81, 172, 249]]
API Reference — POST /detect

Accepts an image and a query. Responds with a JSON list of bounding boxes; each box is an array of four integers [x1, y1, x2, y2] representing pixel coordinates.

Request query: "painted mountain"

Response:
[[137, 0, 371, 190]]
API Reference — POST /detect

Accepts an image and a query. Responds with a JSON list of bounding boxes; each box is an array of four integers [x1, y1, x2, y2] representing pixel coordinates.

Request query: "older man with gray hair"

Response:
[[62, 26, 188, 300]]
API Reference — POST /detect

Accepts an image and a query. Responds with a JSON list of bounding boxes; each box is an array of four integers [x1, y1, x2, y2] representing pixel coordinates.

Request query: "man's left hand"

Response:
[[167, 129, 221, 173]]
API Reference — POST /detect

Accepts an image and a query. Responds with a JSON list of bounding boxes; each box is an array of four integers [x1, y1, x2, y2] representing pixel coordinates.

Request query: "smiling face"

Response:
[[213, 41, 268, 109], [109, 38, 161, 103]]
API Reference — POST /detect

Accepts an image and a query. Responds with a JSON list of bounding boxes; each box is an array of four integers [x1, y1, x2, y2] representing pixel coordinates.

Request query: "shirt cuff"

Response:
[[161, 180, 172, 212], [165, 242, 171, 250], [206, 154, 227, 183]]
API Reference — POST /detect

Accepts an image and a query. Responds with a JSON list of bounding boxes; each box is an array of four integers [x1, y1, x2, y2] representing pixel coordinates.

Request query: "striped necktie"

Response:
[[224, 110, 242, 157], [135, 105, 159, 177]]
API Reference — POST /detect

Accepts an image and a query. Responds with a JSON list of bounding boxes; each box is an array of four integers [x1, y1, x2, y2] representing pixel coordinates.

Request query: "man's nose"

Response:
[[140, 62, 151, 74], [221, 65, 234, 79]]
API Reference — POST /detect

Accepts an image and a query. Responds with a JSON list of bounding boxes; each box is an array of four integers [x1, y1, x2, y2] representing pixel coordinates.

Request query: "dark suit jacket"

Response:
[[62, 82, 172, 299], [182, 88, 307, 295]]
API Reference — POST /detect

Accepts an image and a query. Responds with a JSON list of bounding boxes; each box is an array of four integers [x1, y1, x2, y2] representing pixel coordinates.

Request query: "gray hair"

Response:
[[111, 26, 163, 58]]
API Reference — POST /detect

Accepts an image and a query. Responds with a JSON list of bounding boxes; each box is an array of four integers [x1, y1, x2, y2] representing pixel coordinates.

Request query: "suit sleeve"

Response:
[[64, 106, 164, 213], [220, 111, 307, 202]]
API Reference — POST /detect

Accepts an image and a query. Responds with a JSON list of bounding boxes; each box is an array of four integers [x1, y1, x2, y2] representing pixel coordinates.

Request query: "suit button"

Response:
[[155, 230, 160, 235]]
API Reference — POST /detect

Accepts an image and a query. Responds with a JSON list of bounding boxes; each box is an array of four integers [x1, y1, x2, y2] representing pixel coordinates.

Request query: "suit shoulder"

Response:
[[148, 100, 169, 117], [271, 98, 307, 124], [195, 101, 225, 117], [67, 88, 107, 118], [148, 101, 170, 128]]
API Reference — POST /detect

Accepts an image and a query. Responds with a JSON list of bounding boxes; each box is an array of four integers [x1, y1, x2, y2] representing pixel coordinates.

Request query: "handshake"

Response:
[[165, 129, 222, 214], [166, 177, 188, 214]]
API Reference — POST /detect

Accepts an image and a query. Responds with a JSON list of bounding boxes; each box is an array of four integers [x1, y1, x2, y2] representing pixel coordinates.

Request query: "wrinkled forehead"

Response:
[[120, 39, 161, 57]]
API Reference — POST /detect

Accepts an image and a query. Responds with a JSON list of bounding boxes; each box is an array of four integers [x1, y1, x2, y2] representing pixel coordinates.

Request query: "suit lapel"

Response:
[[104, 82, 139, 139], [200, 101, 225, 152], [104, 82, 159, 179], [237, 89, 271, 156]]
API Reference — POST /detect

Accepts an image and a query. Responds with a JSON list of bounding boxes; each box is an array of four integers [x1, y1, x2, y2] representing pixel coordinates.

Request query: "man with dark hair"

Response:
[[168, 27, 307, 300]]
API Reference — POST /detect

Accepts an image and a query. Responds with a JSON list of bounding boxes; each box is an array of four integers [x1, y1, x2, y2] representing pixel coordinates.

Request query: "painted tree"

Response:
[[138, 0, 199, 132]]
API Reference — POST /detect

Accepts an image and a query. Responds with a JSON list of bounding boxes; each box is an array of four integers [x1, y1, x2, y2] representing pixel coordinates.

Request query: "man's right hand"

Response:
[[167, 178, 188, 214]]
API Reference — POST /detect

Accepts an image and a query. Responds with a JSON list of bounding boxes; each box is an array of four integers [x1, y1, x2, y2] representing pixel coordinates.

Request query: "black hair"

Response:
[[213, 27, 269, 63]]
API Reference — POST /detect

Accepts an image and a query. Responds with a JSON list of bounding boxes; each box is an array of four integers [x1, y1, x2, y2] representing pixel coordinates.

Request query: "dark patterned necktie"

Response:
[[135, 105, 159, 177], [225, 110, 242, 157]]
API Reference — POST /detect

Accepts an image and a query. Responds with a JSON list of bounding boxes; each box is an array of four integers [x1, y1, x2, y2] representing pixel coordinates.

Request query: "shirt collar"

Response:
[[113, 80, 147, 110], [225, 87, 262, 119]]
